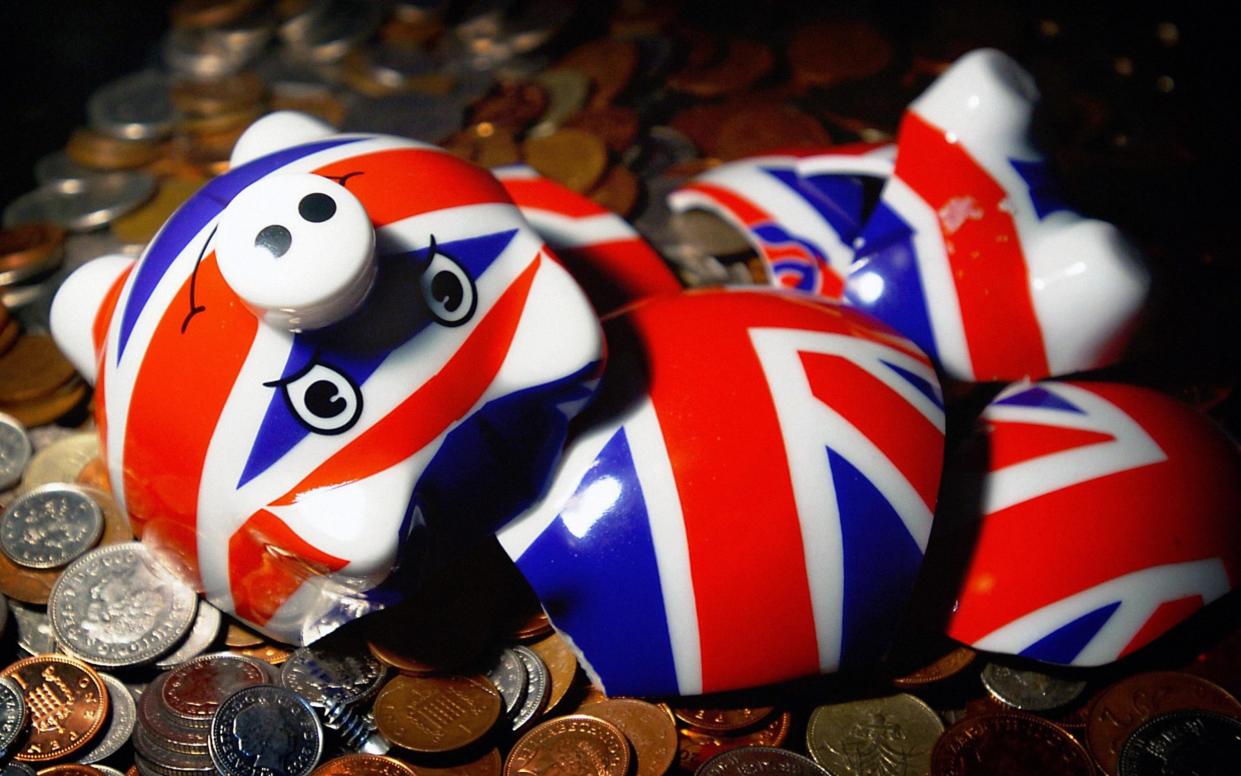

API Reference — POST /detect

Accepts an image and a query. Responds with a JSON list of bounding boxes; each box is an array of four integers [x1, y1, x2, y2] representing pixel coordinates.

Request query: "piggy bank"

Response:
[[51, 112, 608, 643]]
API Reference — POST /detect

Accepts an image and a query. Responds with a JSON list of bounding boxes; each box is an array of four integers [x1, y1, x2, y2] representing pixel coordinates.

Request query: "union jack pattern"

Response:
[[498, 289, 945, 696], [945, 381, 1241, 665], [85, 132, 604, 643]]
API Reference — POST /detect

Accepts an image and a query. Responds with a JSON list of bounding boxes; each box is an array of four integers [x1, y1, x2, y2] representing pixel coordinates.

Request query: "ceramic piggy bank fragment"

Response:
[[846, 49, 1149, 382], [937, 381, 1241, 665], [49, 112, 605, 643], [498, 288, 946, 696]]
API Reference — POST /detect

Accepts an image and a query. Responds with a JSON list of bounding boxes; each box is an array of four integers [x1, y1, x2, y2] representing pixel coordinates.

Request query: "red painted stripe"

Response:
[[123, 253, 258, 588], [1119, 595, 1203, 657], [500, 177, 609, 219], [548, 238, 680, 316], [270, 255, 540, 505], [92, 263, 134, 450], [229, 509, 350, 625], [896, 112, 1049, 380], [680, 182, 769, 225], [313, 148, 515, 228], [801, 353, 942, 510], [987, 421, 1115, 471]]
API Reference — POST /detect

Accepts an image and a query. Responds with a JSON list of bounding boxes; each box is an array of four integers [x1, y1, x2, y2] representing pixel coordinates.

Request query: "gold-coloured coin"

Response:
[[676, 710, 792, 773], [407, 748, 502, 775], [74, 455, 111, 492], [806, 694, 944, 775], [0, 335, 77, 404], [230, 642, 292, 665], [17, 432, 99, 495], [65, 128, 160, 170], [564, 106, 640, 155], [527, 633, 579, 715], [673, 705, 774, 733], [170, 72, 265, 117], [891, 645, 977, 687], [373, 674, 502, 753], [0, 377, 87, 429], [225, 619, 265, 647], [522, 129, 608, 194], [442, 124, 520, 169], [111, 178, 203, 244]]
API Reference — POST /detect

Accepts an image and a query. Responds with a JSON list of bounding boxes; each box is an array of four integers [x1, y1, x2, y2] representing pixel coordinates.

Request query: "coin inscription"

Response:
[[0, 485, 103, 569]]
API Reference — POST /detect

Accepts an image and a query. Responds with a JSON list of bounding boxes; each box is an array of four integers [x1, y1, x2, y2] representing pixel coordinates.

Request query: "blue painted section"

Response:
[[118, 137, 364, 361], [1009, 158, 1071, 220], [803, 173, 865, 238], [846, 204, 939, 365], [513, 426, 681, 696], [769, 259, 817, 292], [994, 385, 1083, 414], [1019, 601, 1121, 663], [236, 229, 518, 487], [831, 447, 924, 668], [753, 223, 826, 261], [763, 166, 861, 244], [880, 360, 943, 411]]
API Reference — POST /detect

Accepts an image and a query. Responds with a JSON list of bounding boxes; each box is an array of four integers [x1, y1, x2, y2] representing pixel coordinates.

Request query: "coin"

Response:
[[31, 766, 102, 776], [980, 663, 1088, 711], [676, 710, 792, 773], [170, 72, 265, 118], [32, 151, 97, 188], [469, 81, 549, 132], [402, 747, 502, 775], [504, 714, 630, 776], [8, 598, 55, 653], [280, 638, 387, 708], [1086, 671, 1241, 775], [890, 645, 977, 687], [0, 320, 17, 357], [224, 620, 264, 649], [580, 698, 677, 776], [564, 106, 640, 156], [523, 129, 607, 194], [0, 379, 89, 429], [714, 102, 832, 160], [668, 37, 774, 98], [209, 685, 324, 776], [933, 712, 1095, 775], [65, 129, 161, 171], [311, 754, 415, 776], [271, 82, 347, 128], [529, 69, 591, 136], [559, 38, 637, 107], [3, 174, 157, 233], [79, 673, 138, 764], [1118, 709, 1241, 775], [0, 336, 76, 405], [483, 648, 528, 718], [0, 484, 104, 569], [163, 654, 272, 728], [49, 542, 199, 668], [0, 225, 66, 288], [805, 693, 943, 776], [170, 0, 265, 29], [88, 70, 175, 141], [111, 178, 203, 245], [697, 747, 829, 776], [527, 633, 579, 716], [0, 676, 28, 756], [673, 705, 774, 733], [0, 413, 31, 491], [510, 645, 550, 732], [442, 124, 521, 169], [1, 654, 109, 762], [588, 165, 640, 217], [156, 600, 223, 670], [0, 758, 35, 775], [373, 674, 502, 753], [788, 20, 893, 87]]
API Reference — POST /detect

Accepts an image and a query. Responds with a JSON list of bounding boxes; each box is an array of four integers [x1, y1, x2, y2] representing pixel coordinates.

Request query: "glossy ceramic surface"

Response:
[[941, 381, 1241, 665], [498, 288, 946, 696]]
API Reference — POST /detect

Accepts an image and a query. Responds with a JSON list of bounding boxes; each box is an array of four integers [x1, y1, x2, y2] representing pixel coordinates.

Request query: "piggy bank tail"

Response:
[[494, 164, 681, 315], [50, 255, 136, 385]]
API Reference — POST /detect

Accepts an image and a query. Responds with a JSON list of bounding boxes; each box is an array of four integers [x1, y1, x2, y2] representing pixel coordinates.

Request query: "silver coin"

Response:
[[33, 150, 98, 187], [9, 599, 56, 655], [138, 672, 210, 756], [156, 600, 223, 669], [88, 70, 175, 141], [279, 639, 386, 708], [0, 676, 27, 756], [980, 662, 1088, 711], [284, 0, 381, 65], [628, 126, 698, 178], [134, 722, 215, 771], [484, 647, 528, 717], [510, 644, 549, 731], [161, 28, 255, 79], [0, 414, 32, 492], [0, 483, 104, 569], [49, 542, 199, 667], [697, 747, 831, 775], [210, 685, 324, 776], [0, 236, 63, 289], [90, 767, 128, 776], [3, 173, 156, 232], [79, 673, 138, 763], [1, 763, 36, 776], [1118, 709, 1241, 776], [163, 653, 276, 729]]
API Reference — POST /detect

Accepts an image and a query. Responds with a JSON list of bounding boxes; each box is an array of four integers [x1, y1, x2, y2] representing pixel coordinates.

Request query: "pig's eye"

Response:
[[277, 362, 362, 434], [420, 242, 476, 326]]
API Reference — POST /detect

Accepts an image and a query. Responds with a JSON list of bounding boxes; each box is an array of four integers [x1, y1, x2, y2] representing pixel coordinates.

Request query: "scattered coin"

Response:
[[79, 673, 138, 764], [522, 129, 608, 193], [1118, 709, 1241, 776], [0, 378, 89, 430], [697, 746, 830, 775], [469, 81, 549, 132], [0, 675, 28, 757], [163, 654, 273, 728], [32, 151, 97, 188], [588, 164, 640, 217], [17, 432, 98, 496], [0, 224, 66, 289], [806, 693, 943, 775], [0, 413, 31, 491], [715, 102, 833, 160], [564, 105, 640, 156], [0, 335, 76, 406], [483, 648, 528, 719], [373, 674, 502, 753], [580, 698, 678, 776], [509, 645, 550, 732], [673, 705, 775, 733], [504, 714, 630, 776], [0, 484, 104, 569], [529, 69, 590, 136], [933, 712, 1095, 775], [526, 633, 578, 716], [788, 20, 894, 87], [442, 124, 520, 169], [980, 662, 1088, 711], [281, 638, 388, 708], [891, 645, 977, 687], [311, 754, 415, 776], [559, 38, 637, 107], [1, 654, 109, 762], [65, 129, 162, 171], [676, 710, 792, 773], [209, 685, 324, 776], [156, 600, 224, 670], [3, 174, 157, 233], [669, 37, 774, 98], [88, 70, 176, 142]]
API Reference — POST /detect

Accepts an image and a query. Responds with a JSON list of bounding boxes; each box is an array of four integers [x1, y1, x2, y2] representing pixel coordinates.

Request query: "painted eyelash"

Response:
[[181, 224, 216, 334]]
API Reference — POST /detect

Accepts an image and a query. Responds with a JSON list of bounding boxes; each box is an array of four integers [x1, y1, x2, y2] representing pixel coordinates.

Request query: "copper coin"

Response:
[[0, 224, 65, 287], [697, 747, 828, 775], [669, 37, 774, 98], [715, 103, 832, 161], [229, 642, 292, 665], [564, 106, 640, 156], [672, 705, 775, 733], [588, 165, 640, 217], [503, 714, 630, 776], [224, 619, 264, 648], [931, 712, 1094, 775], [2, 654, 109, 762], [271, 83, 347, 128], [65, 128, 160, 171], [1086, 671, 1241, 775], [442, 124, 520, 169], [559, 38, 637, 107], [581, 698, 677, 776], [406, 748, 502, 776], [170, 72, 265, 117], [891, 646, 977, 687], [788, 20, 894, 87], [34, 766, 103, 776], [522, 129, 608, 194], [469, 82, 548, 133], [75, 457, 112, 492], [162, 654, 270, 726], [0, 319, 18, 357], [374, 674, 502, 753], [175, 104, 263, 137], [669, 101, 735, 157], [170, 0, 264, 29], [509, 608, 552, 642], [527, 633, 579, 715], [677, 710, 792, 773], [0, 335, 77, 404], [311, 755, 415, 776], [0, 379, 88, 431]]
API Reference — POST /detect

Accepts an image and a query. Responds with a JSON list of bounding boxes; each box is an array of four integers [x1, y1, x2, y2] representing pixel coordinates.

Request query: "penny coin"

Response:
[[469, 81, 548, 132], [156, 600, 223, 669], [806, 693, 942, 775], [9, 599, 55, 654], [136, 671, 211, 756], [580, 698, 677, 776], [16, 432, 98, 495], [1, 484, 104, 569], [224, 620, 264, 648], [676, 710, 792, 773], [1, 654, 109, 762], [980, 663, 1088, 711], [522, 129, 608, 193], [559, 38, 637, 107], [1118, 709, 1241, 775], [510, 645, 550, 732], [527, 633, 579, 715], [442, 124, 520, 169], [564, 106, 640, 156], [483, 648, 528, 718], [75, 457, 111, 492], [0, 320, 17, 357], [696, 747, 829, 776], [504, 714, 630, 776], [0, 379, 89, 429], [170, 72, 265, 118], [931, 712, 1096, 775], [31, 766, 102, 776], [672, 705, 775, 733], [0, 413, 31, 491], [88, 70, 175, 142], [163, 654, 272, 728], [209, 685, 324, 776], [0, 336, 76, 405], [588, 164, 640, 217], [65, 129, 161, 171], [405, 747, 502, 775], [1086, 671, 1241, 776], [0, 676, 28, 756], [280, 637, 387, 708], [311, 754, 415, 776], [230, 642, 292, 666], [715, 102, 832, 161], [669, 37, 774, 98], [3, 175, 157, 233], [111, 178, 203, 245], [0, 224, 65, 288], [49, 542, 199, 668], [891, 645, 977, 687], [373, 674, 502, 753], [788, 20, 893, 87], [79, 673, 137, 764]]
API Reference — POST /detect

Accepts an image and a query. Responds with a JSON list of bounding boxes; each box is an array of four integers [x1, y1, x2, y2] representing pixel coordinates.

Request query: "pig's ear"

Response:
[[50, 255, 134, 385], [230, 111, 337, 168]]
